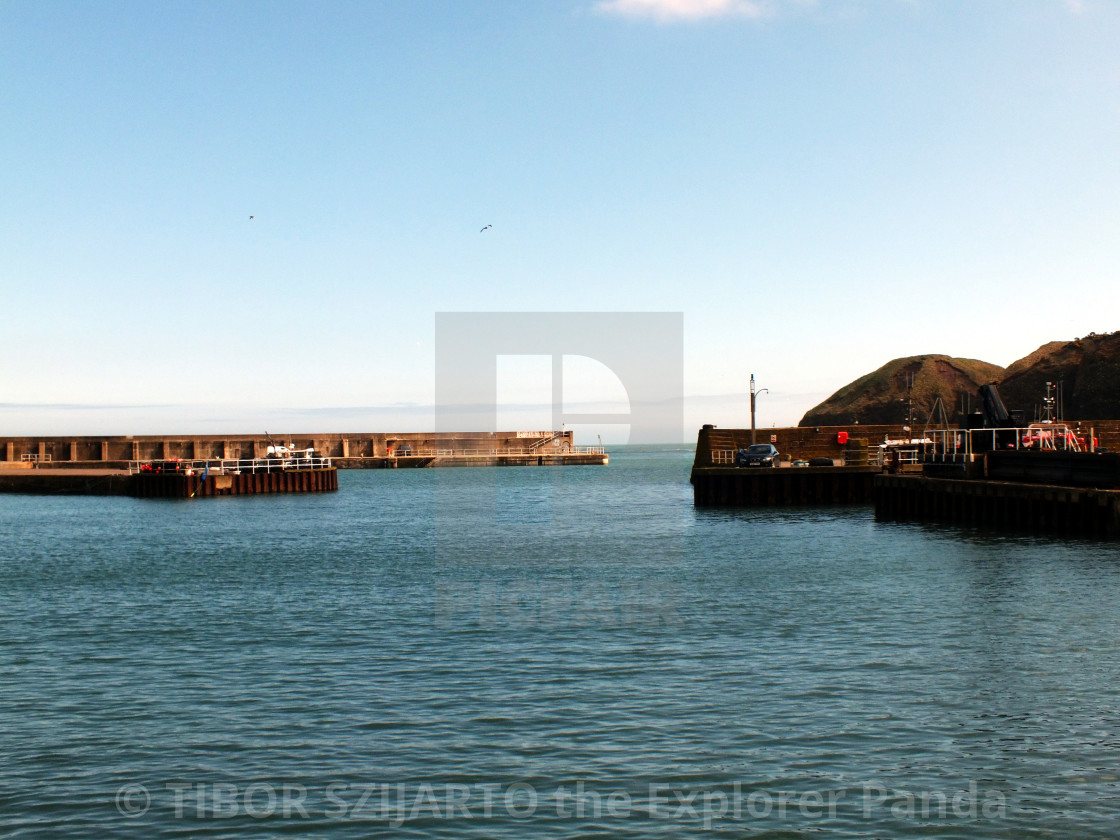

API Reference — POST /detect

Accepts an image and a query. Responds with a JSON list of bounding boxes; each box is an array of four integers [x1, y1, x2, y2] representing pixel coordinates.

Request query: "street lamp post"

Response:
[[750, 374, 768, 445]]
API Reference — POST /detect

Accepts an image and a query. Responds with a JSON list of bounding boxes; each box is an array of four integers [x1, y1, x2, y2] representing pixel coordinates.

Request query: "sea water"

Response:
[[2, 446, 1119, 838]]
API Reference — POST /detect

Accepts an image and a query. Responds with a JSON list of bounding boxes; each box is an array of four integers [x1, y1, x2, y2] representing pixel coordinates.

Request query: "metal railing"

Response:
[[892, 448, 922, 465], [528, 432, 565, 451], [710, 447, 889, 468], [21, 453, 51, 463], [925, 424, 1087, 464], [843, 448, 883, 467], [387, 447, 595, 457], [710, 449, 736, 465], [129, 457, 333, 475], [391, 449, 500, 457]]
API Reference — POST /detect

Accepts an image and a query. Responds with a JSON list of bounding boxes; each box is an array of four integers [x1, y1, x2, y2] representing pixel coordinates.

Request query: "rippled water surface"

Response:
[[3, 447, 1120, 838]]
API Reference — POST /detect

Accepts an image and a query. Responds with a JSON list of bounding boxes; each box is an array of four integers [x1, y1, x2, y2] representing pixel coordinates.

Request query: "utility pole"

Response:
[[905, 373, 914, 431], [750, 374, 768, 445], [1043, 381, 1055, 423]]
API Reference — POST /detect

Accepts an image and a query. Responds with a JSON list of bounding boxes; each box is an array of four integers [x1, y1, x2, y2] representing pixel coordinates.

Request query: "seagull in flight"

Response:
[[480, 224, 492, 233]]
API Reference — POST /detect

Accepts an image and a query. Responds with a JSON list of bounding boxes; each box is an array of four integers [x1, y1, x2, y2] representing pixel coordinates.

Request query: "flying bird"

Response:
[[480, 224, 492, 233], [249, 215, 255, 220]]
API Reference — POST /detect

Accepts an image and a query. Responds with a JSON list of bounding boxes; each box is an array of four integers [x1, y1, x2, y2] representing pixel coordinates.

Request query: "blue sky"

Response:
[[2, 0, 1118, 440]]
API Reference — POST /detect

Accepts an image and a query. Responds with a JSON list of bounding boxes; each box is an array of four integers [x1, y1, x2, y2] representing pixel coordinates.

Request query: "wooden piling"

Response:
[[873, 474, 1120, 539], [130, 468, 338, 499]]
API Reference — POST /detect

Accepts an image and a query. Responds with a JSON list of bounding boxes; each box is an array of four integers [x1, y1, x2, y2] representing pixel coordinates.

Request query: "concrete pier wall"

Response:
[[0, 430, 578, 466], [693, 421, 1120, 468], [693, 424, 907, 467]]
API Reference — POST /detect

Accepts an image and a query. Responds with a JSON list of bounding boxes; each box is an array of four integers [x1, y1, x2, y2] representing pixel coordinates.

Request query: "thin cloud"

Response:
[[594, 0, 775, 22], [595, 1, 1095, 23], [0, 401, 171, 410]]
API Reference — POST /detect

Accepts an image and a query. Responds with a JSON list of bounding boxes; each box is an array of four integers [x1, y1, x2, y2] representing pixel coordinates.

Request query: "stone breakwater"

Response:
[[0, 430, 606, 469]]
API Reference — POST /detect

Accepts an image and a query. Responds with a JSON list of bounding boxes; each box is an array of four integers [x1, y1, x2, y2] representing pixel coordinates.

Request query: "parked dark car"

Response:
[[736, 443, 780, 467]]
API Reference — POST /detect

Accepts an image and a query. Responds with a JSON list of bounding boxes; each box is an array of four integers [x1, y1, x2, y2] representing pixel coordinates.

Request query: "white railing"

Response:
[[893, 448, 922, 465], [529, 432, 565, 451], [21, 453, 51, 462], [710, 448, 791, 465], [129, 457, 333, 475], [388, 447, 586, 458]]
